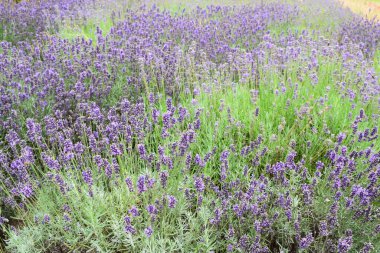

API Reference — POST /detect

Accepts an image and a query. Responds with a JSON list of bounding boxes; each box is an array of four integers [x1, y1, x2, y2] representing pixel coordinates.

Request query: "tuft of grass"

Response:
[[59, 18, 114, 42]]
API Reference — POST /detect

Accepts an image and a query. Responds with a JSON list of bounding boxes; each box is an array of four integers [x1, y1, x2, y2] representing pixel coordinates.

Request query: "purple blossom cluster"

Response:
[[339, 16, 380, 58], [0, 0, 98, 43]]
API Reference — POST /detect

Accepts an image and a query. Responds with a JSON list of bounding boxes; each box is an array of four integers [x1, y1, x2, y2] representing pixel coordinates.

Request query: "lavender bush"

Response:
[[0, 0, 112, 43], [0, 0, 379, 252]]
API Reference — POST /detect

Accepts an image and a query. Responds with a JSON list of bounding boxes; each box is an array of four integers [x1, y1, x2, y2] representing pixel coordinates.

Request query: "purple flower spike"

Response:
[[144, 226, 153, 238], [82, 170, 93, 186], [167, 195, 177, 208], [194, 177, 205, 193], [110, 143, 122, 156]]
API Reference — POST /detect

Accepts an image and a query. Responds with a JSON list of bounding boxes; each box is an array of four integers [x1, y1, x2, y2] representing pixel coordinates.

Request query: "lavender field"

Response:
[[0, 0, 379, 252]]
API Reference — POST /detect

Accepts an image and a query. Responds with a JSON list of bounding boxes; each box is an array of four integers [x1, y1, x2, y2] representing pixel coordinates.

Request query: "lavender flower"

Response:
[[319, 220, 328, 236], [129, 206, 139, 217], [43, 214, 50, 224], [360, 243, 374, 253], [82, 170, 93, 186], [41, 153, 60, 170], [338, 233, 353, 253], [0, 216, 9, 225], [137, 175, 147, 194], [110, 143, 122, 156], [167, 195, 177, 209], [299, 233, 314, 249], [137, 144, 146, 159], [160, 171, 169, 188], [144, 226, 153, 238], [146, 204, 157, 215], [124, 225, 136, 234], [125, 177, 134, 192], [194, 177, 205, 193]]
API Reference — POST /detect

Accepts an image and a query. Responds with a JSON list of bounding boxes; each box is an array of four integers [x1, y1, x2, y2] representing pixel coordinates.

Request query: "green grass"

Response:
[[59, 18, 114, 42]]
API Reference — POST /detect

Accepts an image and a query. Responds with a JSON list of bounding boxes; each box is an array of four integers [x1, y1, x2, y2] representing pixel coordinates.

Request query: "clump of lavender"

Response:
[[0, 1, 379, 252]]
